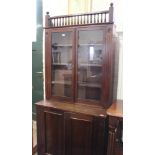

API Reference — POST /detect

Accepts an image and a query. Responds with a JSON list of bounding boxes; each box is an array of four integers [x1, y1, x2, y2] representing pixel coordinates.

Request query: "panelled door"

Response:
[[65, 112, 93, 155], [44, 110, 65, 155], [37, 107, 65, 155], [64, 112, 108, 155]]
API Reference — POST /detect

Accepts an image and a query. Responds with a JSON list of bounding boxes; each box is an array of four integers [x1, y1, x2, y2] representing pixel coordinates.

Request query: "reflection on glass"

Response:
[[51, 32, 72, 97], [89, 46, 94, 61], [77, 30, 104, 101]]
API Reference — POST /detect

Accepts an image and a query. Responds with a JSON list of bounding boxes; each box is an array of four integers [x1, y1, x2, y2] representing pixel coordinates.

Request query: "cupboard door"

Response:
[[65, 113, 93, 155], [92, 117, 108, 155], [107, 117, 123, 155], [51, 31, 74, 99], [76, 29, 105, 104], [65, 113, 108, 155], [44, 110, 64, 155]]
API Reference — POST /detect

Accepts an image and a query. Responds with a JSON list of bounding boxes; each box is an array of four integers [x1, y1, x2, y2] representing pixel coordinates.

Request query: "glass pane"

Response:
[[77, 30, 104, 101], [51, 32, 72, 97]]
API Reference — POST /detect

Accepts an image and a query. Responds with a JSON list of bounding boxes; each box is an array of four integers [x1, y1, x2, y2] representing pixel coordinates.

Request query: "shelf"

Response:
[[52, 81, 71, 85], [79, 43, 103, 46], [52, 81, 101, 88], [52, 51, 71, 53], [52, 51, 61, 53], [78, 82, 101, 88], [52, 44, 72, 47], [79, 63, 102, 67], [53, 63, 71, 66]]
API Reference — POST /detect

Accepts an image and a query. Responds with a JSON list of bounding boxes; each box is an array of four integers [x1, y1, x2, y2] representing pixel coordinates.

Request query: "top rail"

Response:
[[45, 3, 114, 28]]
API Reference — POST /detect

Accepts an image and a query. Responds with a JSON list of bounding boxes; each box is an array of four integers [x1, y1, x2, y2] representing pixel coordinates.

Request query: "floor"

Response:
[[33, 120, 37, 154]]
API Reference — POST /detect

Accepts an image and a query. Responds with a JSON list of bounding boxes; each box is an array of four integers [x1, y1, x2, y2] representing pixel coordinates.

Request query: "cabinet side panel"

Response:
[[44, 111, 64, 155], [45, 30, 52, 99], [102, 26, 115, 108]]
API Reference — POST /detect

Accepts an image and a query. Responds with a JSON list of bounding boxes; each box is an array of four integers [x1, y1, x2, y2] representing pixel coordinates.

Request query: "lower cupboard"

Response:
[[36, 101, 108, 155]]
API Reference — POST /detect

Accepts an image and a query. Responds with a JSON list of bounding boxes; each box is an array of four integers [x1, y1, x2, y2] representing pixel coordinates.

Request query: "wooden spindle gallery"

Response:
[[45, 3, 113, 28]]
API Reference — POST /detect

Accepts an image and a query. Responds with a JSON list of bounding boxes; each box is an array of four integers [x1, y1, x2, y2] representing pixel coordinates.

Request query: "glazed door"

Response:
[[51, 31, 74, 99], [76, 28, 106, 105], [45, 29, 75, 100]]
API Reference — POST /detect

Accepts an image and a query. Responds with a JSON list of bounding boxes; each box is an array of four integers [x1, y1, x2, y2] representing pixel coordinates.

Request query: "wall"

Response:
[[92, 0, 123, 32], [117, 32, 123, 99], [43, 0, 68, 16]]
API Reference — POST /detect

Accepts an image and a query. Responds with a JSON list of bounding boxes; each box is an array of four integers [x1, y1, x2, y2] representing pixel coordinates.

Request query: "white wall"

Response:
[[43, 0, 68, 18], [32, 0, 36, 42], [117, 33, 123, 99], [92, 0, 123, 32]]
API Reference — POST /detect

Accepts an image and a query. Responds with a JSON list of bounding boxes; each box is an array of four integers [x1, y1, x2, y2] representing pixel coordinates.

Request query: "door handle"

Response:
[[36, 71, 43, 74], [35, 72, 43, 79]]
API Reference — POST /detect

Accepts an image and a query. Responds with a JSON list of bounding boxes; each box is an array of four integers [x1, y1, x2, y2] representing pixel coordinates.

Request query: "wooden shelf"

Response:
[[52, 81, 71, 85], [52, 81, 101, 88], [52, 44, 72, 47], [79, 43, 103, 46], [53, 63, 71, 66], [52, 50, 71, 53], [78, 82, 101, 88], [79, 63, 102, 67], [52, 51, 61, 53]]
